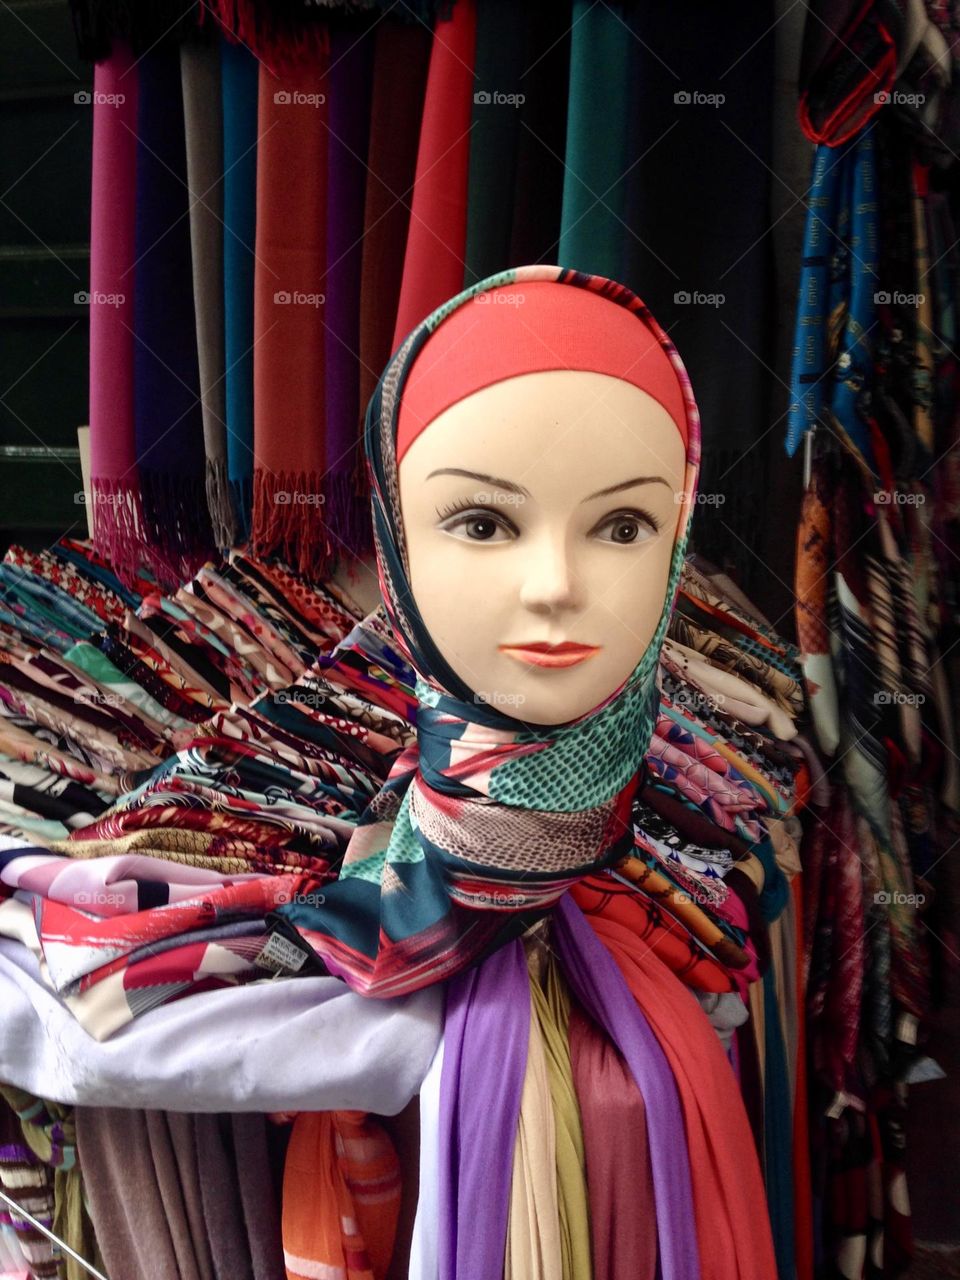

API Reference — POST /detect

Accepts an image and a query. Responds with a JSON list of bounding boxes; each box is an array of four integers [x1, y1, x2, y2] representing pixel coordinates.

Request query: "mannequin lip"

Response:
[[498, 642, 601, 668]]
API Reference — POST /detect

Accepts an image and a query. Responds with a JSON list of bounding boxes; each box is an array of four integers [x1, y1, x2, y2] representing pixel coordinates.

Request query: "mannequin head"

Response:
[[398, 368, 686, 724]]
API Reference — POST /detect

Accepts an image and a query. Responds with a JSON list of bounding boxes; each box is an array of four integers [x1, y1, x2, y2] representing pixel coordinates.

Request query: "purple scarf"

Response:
[[438, 938, 529, 1280]]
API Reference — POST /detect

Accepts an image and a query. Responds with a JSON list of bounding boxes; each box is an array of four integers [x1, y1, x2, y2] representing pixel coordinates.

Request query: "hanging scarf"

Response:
[[250, 52, 336, 578], [133, 46, 215, 580], [390, 0, 477, 348], [199, 0, 456, 74], [88, 43, 145, 583], [357, 20, 432, 443], [787, 131, 879, 473], [221, 38, 259, 539], [180, 35, 237, 550], [797, 0, 900, 144], [272, 264, 701, 996], [323, 24, 377, 556], [282, 1110, 401, 1280], [559, 1, 633, 282]]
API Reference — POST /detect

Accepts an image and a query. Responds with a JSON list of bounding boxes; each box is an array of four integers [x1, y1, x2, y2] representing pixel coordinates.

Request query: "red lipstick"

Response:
[[498, 641, 601, 669]]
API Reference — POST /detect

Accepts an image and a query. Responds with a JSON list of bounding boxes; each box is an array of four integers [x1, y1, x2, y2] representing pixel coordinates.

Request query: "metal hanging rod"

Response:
[[0, 1186, 109, 1280]]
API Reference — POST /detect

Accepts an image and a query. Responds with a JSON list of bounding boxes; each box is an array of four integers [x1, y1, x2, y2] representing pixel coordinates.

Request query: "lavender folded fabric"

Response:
[[0, 937, 441, 1114]]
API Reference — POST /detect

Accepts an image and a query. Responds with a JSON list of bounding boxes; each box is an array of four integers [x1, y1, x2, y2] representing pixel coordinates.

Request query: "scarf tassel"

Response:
[[230, 475, 253, 544], [199, 0, 331, 70], [89, 475, 148, 588], [252, 467, 372, 582], [205, 456, 240, 552], [198, 0, 459, 72], [138, 468, 216, 588]]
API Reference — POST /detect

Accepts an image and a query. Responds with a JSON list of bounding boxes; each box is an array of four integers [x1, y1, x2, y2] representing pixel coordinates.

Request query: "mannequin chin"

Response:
[[398, 369, 687, 726]]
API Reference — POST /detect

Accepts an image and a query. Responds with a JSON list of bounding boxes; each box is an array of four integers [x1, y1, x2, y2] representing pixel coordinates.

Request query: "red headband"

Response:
[[395, 280, 689, 463]]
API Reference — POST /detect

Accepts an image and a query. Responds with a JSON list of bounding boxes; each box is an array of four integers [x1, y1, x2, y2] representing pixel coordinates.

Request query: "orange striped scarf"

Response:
[[282, 1111, 401, 1280]]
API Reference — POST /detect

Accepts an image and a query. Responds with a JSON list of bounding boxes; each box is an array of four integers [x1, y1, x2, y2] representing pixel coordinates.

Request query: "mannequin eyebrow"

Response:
[[424, 468, 670, 502]]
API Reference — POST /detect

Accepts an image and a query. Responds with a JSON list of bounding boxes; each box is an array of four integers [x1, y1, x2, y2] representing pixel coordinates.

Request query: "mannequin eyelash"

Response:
[[435, 497, 502, 521]]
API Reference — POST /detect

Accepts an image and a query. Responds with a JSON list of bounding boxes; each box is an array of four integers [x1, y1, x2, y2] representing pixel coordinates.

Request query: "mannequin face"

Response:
[[398, 369, 687, 725]]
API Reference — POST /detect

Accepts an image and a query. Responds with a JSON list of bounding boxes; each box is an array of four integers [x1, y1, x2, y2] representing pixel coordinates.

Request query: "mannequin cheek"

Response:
[[585, 543, 673, 638]]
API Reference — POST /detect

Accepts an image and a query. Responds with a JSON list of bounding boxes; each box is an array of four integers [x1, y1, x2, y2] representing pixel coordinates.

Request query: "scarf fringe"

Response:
[[326, 466, 373, 560], [205, 456, 240, 551], [139, 468, 216, 588], [252, 468, 335, 581], [89, 476, 149, 588], [199, 0, 331, 70], [199, 0, 458, 71], [230, 475, 253, 545], [69, 0, 457, 60], [68, 0, 200, 60], [252, 467, 372, 580]]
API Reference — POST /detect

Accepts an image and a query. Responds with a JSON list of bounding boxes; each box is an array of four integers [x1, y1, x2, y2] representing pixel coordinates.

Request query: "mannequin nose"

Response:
[[518, 535, 583, 612]]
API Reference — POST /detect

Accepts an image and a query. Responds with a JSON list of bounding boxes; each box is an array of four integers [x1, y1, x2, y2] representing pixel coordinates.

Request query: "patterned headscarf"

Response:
[[273, 265, 702, 997]]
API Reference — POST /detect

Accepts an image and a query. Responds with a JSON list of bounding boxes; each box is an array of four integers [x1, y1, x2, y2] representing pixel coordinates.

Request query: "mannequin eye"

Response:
[[591, 508, 662, 544], [435, 501, 518, 542]]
